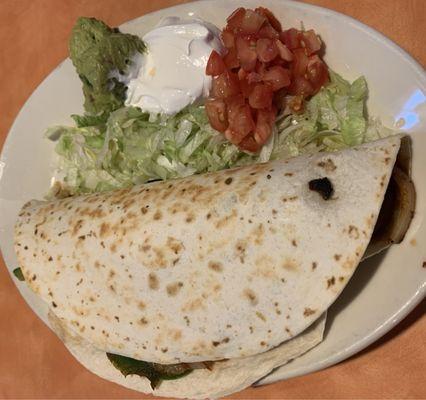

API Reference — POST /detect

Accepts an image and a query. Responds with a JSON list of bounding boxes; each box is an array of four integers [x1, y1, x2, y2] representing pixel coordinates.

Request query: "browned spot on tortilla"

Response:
[[148, 273, 159, 290], [291, 239, 297, 247], [206, 212, 212, 220], [312, 262, 317, 270], [282, 196, 298, 202], [138, 301, 146, 310], [252, 223, 265, 245], [327, 276, 336, 288], [99, 222, 110, 238], [272, 209, 278, 215], [71, 219, 84, 236], [185, 213, 195, 223], [215, 209, 237, 229], [422, 261, 426, 269], [348, 225, 360, 239], [235, 240, 247, 263], [366, 213, 375, 228], [224, 177, 233, 185], [139, 317, 149, 325], [317, 158, 337, 172], [282, 258, 299, 271], [166, 282, 183, 296], [208, 261, 223, 272], [109, 270, 116, 279], [167, 237, 183, 255], [339, 276, 345, 282], [256, 311, 266, 322], [284, 172, 293, 177], [334, 254, 341, 261], [380, 174, 387, 188], [171, 330, 182, 341], [243, 289, 258, 306], [384, 157, 391, 164], [303, 307, 316, 317], [342, 256, 356, 270], [141, 206, 149, 215], [153, 210, 162, 221], [410, 238, 417, 246], [182, 297, 204, 312]]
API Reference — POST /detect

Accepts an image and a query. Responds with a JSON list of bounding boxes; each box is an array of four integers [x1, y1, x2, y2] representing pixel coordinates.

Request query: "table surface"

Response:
[[0, 0, 425, 398]]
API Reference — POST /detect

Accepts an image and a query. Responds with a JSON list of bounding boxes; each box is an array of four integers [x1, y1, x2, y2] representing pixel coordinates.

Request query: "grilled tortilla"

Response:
[[14, 134, 413, 399], [14, 135, 404, 364]]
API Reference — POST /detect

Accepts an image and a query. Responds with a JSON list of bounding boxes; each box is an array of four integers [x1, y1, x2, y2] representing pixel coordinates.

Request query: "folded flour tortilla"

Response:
[[14, 135, 405, 397]]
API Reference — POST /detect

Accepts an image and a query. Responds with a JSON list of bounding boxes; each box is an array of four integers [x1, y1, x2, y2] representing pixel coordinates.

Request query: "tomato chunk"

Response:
[[205, 99, 228, 132], [206, 50, 226, 76], [262, 66, 291, 91], [238, 135, 261, 152], [280, 28, 301, 49], [275, 39, 293, 61], [221, 29, 235, 48], [258, 23, 280, 39], [300, 30, 322, 55], [255, 7, 282, 32], [227, 7, 246, 31], [240, 9, 266, 34], [236, 36, 257, 71], [254, 108, 276, 144], [212, 71, 240, 98], [223, 47, 240, 69], [249, 84, 273, 109], [256, 38, 278, 63], [289, 76, 314, 96], [306, 55, 329, 93], [292, 48, 309, 77]]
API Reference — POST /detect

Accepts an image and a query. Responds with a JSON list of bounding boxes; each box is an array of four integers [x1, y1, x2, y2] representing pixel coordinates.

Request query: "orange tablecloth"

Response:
[[0, 1, 425, 398]]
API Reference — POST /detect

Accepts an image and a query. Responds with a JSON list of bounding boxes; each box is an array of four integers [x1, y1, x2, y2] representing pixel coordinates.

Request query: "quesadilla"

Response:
[[14, 135, 414, 398]]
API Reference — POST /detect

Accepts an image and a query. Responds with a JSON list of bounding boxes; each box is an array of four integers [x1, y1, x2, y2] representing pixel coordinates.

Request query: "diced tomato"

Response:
[[255, 7, 282, 32], [262, 66, 291, 91], [306, 55, 329, 93], [240, 9, 266, 35], [288, 76, 314, 96], [254, 108, 276, 144], [206, 50, 226, 76], [247, 72, 262, 84], [239, 78, 255, 98], [235, 36, 257, 71], [226, 103, 255, 144], [256, 38, 278, 63], [275, 39, 293, 61], [223, 47, 240, 69], [237, 68, 247, 80], [226, 7, 246, 31], [249, 84, 273, 109], [288, 95, 304, 113], [212, 71, 240, 98], [221, 29, 235, 48], [207, 7, 329, 152], [280, 28, 301, 49], [238, 135, 261, 152], [258, 23, 280, 39], [292, 48, 309, 77], [300, 30, 322, 55], [205, 99, 228, 132]]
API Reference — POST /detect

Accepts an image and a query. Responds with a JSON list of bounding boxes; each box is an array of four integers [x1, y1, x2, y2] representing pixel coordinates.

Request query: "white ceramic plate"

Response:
[[1, 0, 425, 387]]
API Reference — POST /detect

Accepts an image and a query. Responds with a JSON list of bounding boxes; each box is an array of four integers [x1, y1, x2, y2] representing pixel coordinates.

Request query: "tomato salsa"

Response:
[[205, 7, 329, 152]]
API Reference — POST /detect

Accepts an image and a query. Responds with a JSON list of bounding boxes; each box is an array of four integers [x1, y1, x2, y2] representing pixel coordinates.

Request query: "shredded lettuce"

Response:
[[271, 71, 390, 160], [47, 71, 392, 196], [47, 105, 255, 195]]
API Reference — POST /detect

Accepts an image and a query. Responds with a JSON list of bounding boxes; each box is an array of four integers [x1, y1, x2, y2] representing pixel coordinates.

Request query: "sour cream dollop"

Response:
[[124, 17, 223, 114]]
